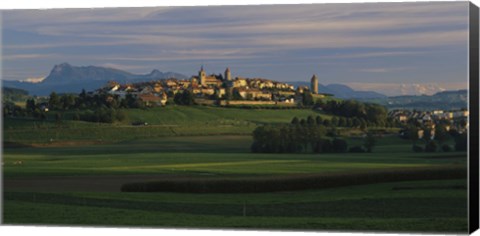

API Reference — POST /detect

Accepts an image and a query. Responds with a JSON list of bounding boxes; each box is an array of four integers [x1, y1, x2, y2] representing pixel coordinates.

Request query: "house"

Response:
[[138, 94, 164, 107]]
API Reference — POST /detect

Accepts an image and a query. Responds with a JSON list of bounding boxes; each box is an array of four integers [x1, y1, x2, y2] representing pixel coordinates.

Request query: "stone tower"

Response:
[[224, 67, 232, 81], [311, 74, 318, 94], [199, 65, 206, 86]]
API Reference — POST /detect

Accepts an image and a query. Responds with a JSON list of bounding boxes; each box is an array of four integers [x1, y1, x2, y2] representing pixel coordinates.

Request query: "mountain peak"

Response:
[[149, 69, 163, 75], [51, 62, 73, 75], [54, 62, 72, 69]]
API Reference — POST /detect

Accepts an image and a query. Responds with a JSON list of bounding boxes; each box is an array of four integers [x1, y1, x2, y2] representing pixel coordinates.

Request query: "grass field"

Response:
[[3, 106, 331, 144], [2, 106, 469, 233], [4, 179, 467, 232]]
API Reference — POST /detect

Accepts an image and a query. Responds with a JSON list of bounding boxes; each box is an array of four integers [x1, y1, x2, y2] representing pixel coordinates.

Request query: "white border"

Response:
[[0, 1, 478, 236], [0, 0, 475, 9]]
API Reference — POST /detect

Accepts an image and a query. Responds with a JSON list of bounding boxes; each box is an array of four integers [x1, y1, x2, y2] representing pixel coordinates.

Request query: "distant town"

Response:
[[95, 66, 469, 130], [2, 65, 469, 137], [99, 66, 323, 107]]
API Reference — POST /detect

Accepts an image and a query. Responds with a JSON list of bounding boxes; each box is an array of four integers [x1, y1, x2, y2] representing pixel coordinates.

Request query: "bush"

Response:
[[250, 141, 262, 153], [441, 144, 452, 152], [349, 146, 366, 153], [425, 140, 437, 152], [454, 133, 467, 151], [115, 110, 126, 121], [332, 138, 348, 153], [412, 145, 423, 153], [313, 139, 333, 153]]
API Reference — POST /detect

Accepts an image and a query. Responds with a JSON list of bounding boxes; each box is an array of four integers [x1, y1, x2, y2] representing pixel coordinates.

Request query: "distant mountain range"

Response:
[[3, 63, 188, 96], [1, 64, 468, 109], [290, 81, 387, 99], [359, 89, 468, 110], [5, 63, 388, 99]]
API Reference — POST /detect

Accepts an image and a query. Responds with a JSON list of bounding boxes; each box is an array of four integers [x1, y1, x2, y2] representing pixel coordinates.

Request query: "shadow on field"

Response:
[[121, 166, 466, 193]]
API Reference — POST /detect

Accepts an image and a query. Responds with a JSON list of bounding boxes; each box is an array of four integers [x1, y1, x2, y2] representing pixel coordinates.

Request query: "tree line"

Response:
[[290, 114, 388, 130], [251, 122, 376, 154], [401, 124, 467, 153], [313, 99, 389, 125]]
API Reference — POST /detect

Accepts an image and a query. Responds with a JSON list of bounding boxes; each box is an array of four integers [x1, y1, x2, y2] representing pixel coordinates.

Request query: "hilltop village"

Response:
[[92, 66, 469, 131], [100, 66, 323, 107]]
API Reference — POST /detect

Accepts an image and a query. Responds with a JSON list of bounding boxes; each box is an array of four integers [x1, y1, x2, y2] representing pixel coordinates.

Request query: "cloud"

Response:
[[358, 67, 411, 73], [20, 77, 46, 83], [2, 53, 58, 60], [359, 68, 390, 73], [98, 63, 151, 71], [3, 2, 468, 51], [1, 2, 469, 85]]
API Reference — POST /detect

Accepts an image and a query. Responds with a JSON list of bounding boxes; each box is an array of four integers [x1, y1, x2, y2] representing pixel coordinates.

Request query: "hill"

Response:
[[2, 87, 29, 102], [360, 89, 468, 110], [3, 63, 188, 96], [290, 81, 387, 99]]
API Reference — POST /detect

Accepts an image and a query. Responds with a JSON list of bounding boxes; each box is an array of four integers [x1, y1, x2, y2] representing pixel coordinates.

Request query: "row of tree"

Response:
[[251, 124, 376, 153], [47, 91, 147, 111], [400, 123, 467, 152], [313, 99, 388, 125], [73, 107, 126, 123], [291, 115, 395, 129]]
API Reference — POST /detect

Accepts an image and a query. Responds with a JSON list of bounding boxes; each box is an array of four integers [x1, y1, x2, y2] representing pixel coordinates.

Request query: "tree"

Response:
[[331, 117, 339, 127], [291, 117, 299, 125], [363, 132, 376, 152], [365, 104, 387, 124], [49, 92, 61, 110], [79, 89, 87, 100], [302, 92, 314, 106], [412, 144, 423, 152], [307, 115, 315, 126], [441, 144, 452, 152], [314, 99, 325, 109], [349, 146, 366, 153], [73, 111, 80, 121], [408, 126, 419, 144], [322, 119, 330, 126], [61, 94, 76, 110], [332, 138, 348, 153], [423, 128, 433, 142], [454, 133, 467, 151], [359, 119, 367, 130], [352, 117, 360, 128], [300, 119, 306, 126], [346, 118, 353, 127], [26, 98, 36, 112], [315, 116, 323, 125], [181, 90, 195, 105], [425, 140, 437, 152], [174, 90, 195, 105], [55, 112, 63, 125], [338, 117, 346, 127], [434, 124, 449, 145]]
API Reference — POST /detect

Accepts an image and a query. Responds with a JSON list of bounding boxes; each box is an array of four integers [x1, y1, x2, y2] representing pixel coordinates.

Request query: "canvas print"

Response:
[[1, 1, 476, 233]]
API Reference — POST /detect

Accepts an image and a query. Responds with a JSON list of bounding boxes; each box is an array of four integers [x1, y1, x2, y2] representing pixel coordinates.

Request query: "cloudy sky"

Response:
[[1, 2, 470, 95]]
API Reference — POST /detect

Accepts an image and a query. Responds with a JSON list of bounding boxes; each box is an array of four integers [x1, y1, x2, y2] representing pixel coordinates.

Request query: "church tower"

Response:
[[224, 67, 232, 81], [199, 65, 206, 86], [311, 74, 318, 94]]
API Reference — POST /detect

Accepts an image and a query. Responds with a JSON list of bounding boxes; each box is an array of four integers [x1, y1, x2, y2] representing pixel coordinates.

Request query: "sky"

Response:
[[1, 2, 471, 95]]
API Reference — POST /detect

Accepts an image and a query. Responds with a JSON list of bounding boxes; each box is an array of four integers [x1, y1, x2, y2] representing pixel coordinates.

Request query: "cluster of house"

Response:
[[101, 66, 321, 107], [390, 109, 469, 138]]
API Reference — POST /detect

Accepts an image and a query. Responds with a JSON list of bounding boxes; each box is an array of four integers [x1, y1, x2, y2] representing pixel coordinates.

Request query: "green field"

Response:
[[3, 106, 331, 144], [2, 106, 469, 233]]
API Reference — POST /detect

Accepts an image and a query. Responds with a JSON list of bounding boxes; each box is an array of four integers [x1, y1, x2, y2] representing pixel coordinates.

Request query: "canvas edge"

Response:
[[469, 1, 480, 234]]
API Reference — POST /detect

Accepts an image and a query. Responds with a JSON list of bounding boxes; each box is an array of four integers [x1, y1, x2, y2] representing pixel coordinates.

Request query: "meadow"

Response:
[[2, 106, 468, 232], [3, 106, 330, 144]]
